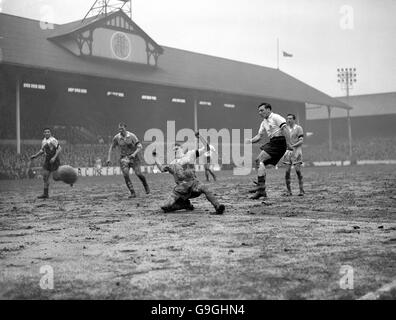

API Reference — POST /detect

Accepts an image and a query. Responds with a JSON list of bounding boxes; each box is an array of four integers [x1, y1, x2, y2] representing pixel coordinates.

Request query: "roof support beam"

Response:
[[194, 96, 198, 149], [327, 106, 332, 153], [15, 76, 21, 154], [347, 108, 353, 160]]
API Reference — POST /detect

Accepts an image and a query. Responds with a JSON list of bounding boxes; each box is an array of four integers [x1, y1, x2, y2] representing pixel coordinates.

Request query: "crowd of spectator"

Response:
[[1, 136, 396, 180], [0, 146, 34, 180], [303, 137, 396, 162], [0, 144, 112, 180]]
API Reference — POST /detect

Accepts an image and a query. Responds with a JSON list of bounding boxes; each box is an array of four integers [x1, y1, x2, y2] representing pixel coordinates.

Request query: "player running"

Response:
[[106, 123, 150, 198], [282, 114, 305, 196], [152, 135, 225, 214], [30, 128, 62, 199], [202, 136, 217, 182], [246, 103, 292, 199]]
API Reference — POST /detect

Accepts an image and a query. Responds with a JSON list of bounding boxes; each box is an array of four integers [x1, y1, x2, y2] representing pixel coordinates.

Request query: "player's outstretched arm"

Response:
[[196, 146, 207, 158], [196, 132, 216, 150], [152, 151, 169, 173], [196, 133, 208, 147], [30, 149, 44, 160], [246, 133, 262, 144]]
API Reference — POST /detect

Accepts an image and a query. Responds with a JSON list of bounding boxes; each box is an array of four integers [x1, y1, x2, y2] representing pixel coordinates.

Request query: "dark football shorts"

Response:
[[260, 136, 287, 166], [43, 157, 60, 172]]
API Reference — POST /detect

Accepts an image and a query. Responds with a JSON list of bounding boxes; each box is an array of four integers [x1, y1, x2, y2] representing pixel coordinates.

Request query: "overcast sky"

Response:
[[1, 0, 395, 97]]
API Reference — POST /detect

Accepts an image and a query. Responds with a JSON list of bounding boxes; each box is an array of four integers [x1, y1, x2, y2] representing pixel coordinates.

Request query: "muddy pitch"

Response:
[[0, 165, 395, 299]]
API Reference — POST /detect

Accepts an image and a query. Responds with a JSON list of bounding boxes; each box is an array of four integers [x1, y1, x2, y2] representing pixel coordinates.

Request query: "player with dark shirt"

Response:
[[107, 123, 150, 198], [30, 128, 62, 199]]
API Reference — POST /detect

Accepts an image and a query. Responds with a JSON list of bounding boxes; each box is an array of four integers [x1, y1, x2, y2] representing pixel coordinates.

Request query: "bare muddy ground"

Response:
[[0, 165, 395, 299]]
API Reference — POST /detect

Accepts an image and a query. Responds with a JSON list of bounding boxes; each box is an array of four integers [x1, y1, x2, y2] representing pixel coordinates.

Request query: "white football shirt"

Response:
[[258, 112, 287, 139]]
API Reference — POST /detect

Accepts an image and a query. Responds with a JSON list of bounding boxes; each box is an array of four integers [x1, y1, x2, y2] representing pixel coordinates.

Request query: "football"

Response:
[[57, 165, 78, 185]]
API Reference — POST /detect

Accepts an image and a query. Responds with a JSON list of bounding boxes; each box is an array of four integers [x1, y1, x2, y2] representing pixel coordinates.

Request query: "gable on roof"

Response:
[[48, 10, 163, 67]]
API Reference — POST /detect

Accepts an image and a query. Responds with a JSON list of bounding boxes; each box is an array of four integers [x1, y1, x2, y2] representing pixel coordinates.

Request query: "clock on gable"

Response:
[[111, 32, 131, 60]]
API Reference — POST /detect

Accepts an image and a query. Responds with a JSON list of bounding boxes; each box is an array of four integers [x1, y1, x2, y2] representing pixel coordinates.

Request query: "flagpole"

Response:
[[277, 38, 279, 70]]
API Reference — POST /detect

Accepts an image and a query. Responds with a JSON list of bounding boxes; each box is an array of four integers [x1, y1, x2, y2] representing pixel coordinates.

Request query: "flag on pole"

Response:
[[283, 51, 293, 57]]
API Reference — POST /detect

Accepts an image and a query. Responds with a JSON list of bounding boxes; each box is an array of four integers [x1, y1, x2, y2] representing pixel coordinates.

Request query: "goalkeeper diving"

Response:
[[152, 131, 225, 215]]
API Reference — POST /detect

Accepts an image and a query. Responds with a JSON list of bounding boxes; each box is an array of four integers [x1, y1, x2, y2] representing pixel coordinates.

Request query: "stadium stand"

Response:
[[303, 137, 396, 162], [1, 136, 396, 180]]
